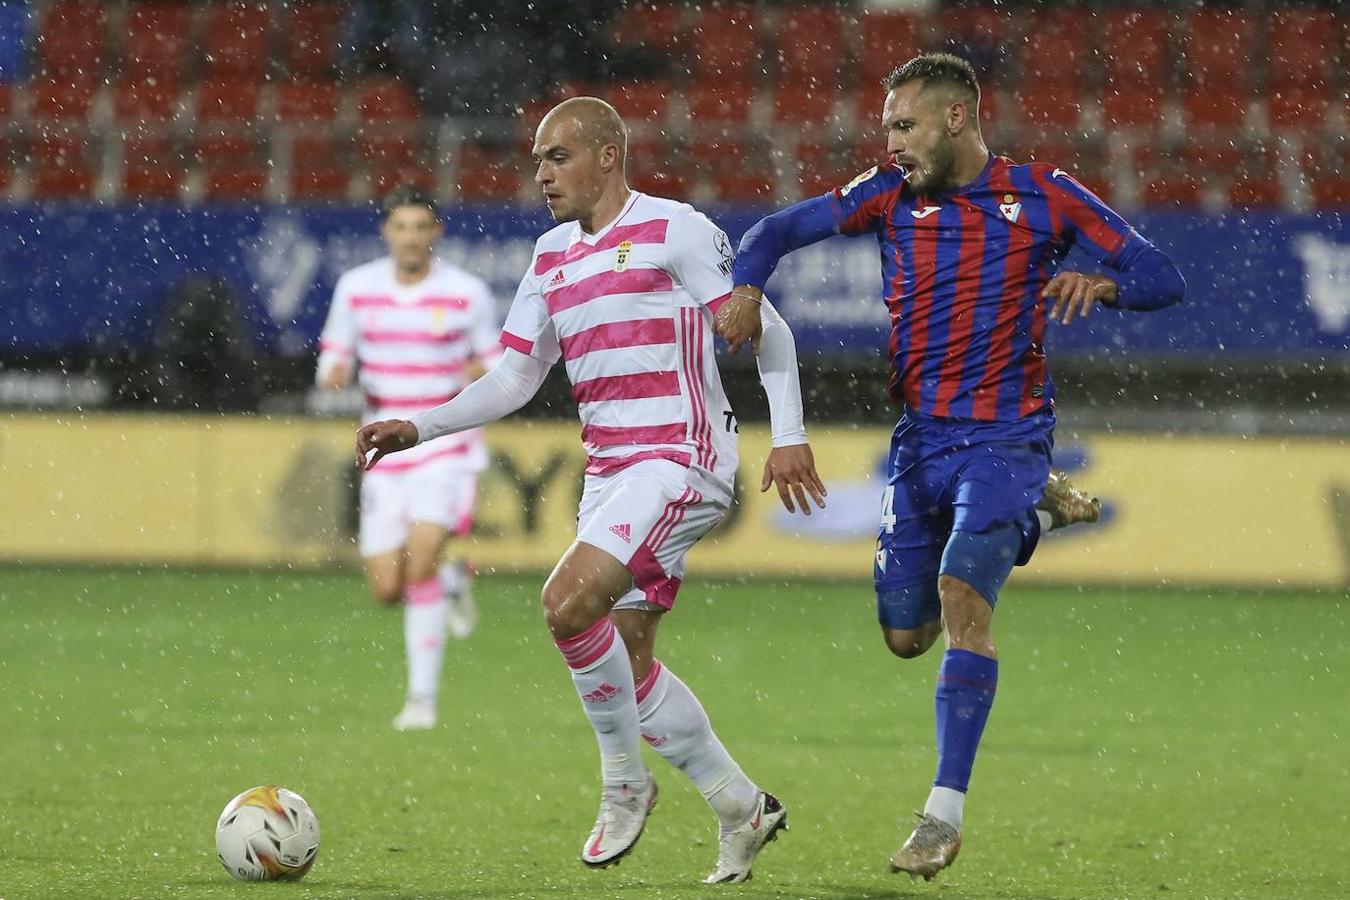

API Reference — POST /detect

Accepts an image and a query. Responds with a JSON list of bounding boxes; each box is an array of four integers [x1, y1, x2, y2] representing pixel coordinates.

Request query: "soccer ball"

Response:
[[215, 786, 320, 882]]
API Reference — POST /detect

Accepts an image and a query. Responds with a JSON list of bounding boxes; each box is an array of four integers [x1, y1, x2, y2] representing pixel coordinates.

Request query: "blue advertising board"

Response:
[[1, 204, 1346, 361]]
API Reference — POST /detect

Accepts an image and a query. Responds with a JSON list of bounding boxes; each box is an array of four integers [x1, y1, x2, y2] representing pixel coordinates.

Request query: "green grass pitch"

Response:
[[2, 569, 1347, 899]]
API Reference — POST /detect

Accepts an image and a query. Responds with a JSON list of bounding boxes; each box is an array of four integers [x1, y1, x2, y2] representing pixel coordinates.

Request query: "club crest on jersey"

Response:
[[839, 166, 878, 197], [613, 240, 633, 272], [999, 193, 1022, 223]]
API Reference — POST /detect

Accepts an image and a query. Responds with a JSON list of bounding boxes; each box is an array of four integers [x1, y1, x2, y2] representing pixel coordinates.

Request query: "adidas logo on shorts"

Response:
[[609, 523, 632, 543]]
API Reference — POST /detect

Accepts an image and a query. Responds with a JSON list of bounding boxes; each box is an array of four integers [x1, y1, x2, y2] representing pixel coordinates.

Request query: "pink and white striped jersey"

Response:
[[317, 256, 501, 473], [500, 192, 739, 495]]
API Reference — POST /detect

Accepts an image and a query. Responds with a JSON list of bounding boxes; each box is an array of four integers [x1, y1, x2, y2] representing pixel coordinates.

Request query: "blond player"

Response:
[[356, 99, 826, 883], [317, 185, 500, 731]]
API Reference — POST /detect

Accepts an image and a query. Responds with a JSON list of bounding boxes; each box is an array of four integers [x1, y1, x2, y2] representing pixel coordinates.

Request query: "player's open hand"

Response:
[[761, 443, 828, 516], [355, 419, 419, 470], [1042, 271, 1118, 325], [714, 288, 763, 354]]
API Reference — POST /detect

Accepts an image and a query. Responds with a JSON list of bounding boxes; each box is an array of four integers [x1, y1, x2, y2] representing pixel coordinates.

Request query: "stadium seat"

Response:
[[195, 81, 263, 125], [368, 165, 437, 199], [121, 135, 185, 201], [689, 137, 775, 202], [273, 80, 344, 124], [772, 78, 837, 124], [1303, 145, 1350, 210], [1134, 147, 1201, 208], [27, 79, 98, 122], [937, 6, 1011, 76], [455, 141, 523, 202], [1017, 81, 1082, 130], [1015, 10, 1089, 129], [195, 131, 272, 201], [124, 2, 193, 83], [771, 5, 845, 123], [283, 2, 345, 81], [356, 132, 423, 171], [198, 2, 273, 82], [858, 9, 924, 91], [685, 81, 754, 123], [608, 2, 685, 56], [687, 4, 761, 86], [33, 1, 107, 81], [792, 141, 865, 198], [355, 78, 421, 124], [288, 134, 351, 202], [1101, 9, 1172, 130], [27, 134, 98, 198], [1266, 10, 1337, 131], [627, 136, 692, 199], [1182, 9, 1255, 129], [114, 78, 180, 127], [609, 80, 674, 124]]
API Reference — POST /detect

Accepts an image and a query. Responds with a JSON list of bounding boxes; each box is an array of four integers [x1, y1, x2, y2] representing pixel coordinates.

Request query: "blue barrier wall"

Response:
[[2, 205, 1346, 360]]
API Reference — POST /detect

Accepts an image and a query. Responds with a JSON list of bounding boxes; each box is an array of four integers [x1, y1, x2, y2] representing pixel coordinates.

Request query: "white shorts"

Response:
[[359, 460, 477, 558], [575, 459, 729, 612]]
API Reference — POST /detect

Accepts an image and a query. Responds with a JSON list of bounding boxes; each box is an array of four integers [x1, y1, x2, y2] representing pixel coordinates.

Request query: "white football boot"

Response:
[[580, 773, 658, 867], [391, 696, 436, 731], [441, 561, 477, 639], [703, 791, 789, 884]]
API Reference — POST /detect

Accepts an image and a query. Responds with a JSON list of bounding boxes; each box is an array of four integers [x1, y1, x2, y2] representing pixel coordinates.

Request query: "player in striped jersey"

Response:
[[356, 98, 823, 884], [717, 54, 1185, 880], [317, 185, 501, 731]]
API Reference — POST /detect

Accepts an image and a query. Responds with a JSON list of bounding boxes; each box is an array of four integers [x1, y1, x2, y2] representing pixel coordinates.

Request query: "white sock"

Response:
[[439, 561, 462, 597], [1037, 509, 1055, 533], [635, 660, 759, 831], [555, 619, 646, 787], [403, 576, 447, 703], [924, 786, 966, 829]]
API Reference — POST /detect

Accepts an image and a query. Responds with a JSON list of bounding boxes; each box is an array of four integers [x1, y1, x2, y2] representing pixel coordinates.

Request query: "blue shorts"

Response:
[[875, 409, 1054, 630]]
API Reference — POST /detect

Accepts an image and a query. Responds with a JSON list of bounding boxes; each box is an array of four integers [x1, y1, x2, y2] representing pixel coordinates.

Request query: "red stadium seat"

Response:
[[199, 2, 273, 82], [770, 5, 845, 123], [1303, 145, 1350, 210], [28, 80, 98, 121], [194, 131, 264, 167], [1134, 147, 1200, 208], [355, 78, 421, 124], [203, 166, 272, 202], [114, 78, 180, 126], [283, 2, 346, 81], [356, 132, 424, 170], [195, 81, 263, 124], [1101, 10, 1171, 131], [34, 1, 107, 81], [456, 141, 523, 202], [627, 137, 692, 200], [288, 134, 351, 201], [369, 166, 437, 199], [27, 135, 98, 198], [121, 135, 185, 201], [1268, 84, 1330, 131], [1015, 10, 1089, 129], [772, 78, 837, 124], [1266, 11, 1337, 132], [937, 6, 1011, 75], [609, 2, 685, 56], [1101, 82, 1165, 130], [686, 82, 754, 123], [858, 9, 924, 91], [1182, 9, 1254, 128], [274, 81, 344, 124], [1227, 177, 1282, 209], [1016, 81, 1082, 130], [124, 3, 192, 83], [689, 138, 776, 202], [195, 130, 272, 201], [792, 141, 866, 198], [609, 80, 674, 124], [687, 4, 760, 86]]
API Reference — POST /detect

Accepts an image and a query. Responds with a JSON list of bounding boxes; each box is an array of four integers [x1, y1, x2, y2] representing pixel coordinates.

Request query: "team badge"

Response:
[[613, 240, 633, 272], [839, 166, 878, 197], [999, 192, 1022, 223]]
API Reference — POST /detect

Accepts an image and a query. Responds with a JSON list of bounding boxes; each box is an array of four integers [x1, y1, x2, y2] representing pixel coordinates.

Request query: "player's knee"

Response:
[[882, 625, 935, 659], [540, 577, 591, 640]]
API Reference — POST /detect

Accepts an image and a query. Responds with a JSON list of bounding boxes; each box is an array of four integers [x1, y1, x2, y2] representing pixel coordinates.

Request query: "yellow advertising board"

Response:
[[2, 413, 1347, 590]]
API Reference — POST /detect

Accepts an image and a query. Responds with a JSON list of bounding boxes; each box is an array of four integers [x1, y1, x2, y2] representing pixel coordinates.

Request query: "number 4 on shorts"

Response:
[[880, 484, 896, 534]]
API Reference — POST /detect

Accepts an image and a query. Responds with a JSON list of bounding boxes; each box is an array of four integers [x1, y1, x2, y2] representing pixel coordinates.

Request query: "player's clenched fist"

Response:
[[355, 419, 419, 470], [1042, 271, 1118, 325], [714, 285, 764, 353], [761, 443, 828, 516]]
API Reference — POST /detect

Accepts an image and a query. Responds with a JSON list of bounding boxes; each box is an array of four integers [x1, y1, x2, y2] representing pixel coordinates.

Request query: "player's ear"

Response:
[[948, 100, 968, 134], [599, 141, 621, 174]]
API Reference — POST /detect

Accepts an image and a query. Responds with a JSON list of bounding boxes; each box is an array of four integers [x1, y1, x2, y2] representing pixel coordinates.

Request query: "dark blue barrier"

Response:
[[2, 204, 1346, 360]]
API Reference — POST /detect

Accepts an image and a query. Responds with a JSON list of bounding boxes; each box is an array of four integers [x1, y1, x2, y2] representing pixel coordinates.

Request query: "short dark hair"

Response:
[[381, 184, 439, 220], [883, 52, 980, 102]]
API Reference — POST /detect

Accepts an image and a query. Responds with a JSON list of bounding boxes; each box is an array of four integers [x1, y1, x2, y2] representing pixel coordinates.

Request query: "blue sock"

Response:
[[933, 648, 999, 792]]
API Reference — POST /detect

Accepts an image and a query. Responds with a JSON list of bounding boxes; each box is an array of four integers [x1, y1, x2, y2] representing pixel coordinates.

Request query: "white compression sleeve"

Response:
[[754, 299, 808, 447], [408, 348, 551, 444]]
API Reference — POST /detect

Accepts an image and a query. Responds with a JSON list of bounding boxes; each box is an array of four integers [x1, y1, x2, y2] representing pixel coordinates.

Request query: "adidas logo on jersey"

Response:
[[547, 270, 566, 288], [609, 523, 632, 543], [582, 682, 621, 703]]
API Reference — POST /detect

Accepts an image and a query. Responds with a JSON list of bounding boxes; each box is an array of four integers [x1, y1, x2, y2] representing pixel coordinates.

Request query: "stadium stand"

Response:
[[2, 1, 1345, 208]]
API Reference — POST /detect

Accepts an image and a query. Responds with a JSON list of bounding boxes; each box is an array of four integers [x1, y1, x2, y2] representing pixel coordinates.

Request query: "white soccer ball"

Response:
[[215, 785, 320, 882]]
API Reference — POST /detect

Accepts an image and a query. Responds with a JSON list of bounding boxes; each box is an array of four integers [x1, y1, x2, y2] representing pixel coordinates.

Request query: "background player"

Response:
[[716, 54, 1184, 881], [317, 185, 501, 731], [355, 97, 825, 884]]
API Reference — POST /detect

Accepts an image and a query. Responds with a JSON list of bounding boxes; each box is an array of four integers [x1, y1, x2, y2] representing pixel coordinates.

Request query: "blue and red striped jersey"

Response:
[[830, 153, 1145, 421]]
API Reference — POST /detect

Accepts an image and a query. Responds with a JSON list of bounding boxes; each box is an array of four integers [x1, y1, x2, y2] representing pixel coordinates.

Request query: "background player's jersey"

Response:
[[832, 154, 1145, 422], [501, 191, 738, 497], [317, 256, 500, 472]]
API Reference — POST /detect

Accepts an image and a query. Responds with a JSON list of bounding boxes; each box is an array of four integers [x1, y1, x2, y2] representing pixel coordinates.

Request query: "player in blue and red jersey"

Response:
[[715, 53, 1184, 881]]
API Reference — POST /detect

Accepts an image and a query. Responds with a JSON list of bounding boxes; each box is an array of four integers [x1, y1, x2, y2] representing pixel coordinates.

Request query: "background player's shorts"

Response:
[[575, 458, 729, 612], [359, 459, 477, 557], [874, 409, 1054, 630]]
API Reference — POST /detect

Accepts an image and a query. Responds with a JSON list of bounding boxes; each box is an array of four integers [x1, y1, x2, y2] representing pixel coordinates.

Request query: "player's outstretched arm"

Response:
[[755, 299, 827, 515], [354, 348, 551, 470], [719, 195, 840, 352], [1043, 244, 1185, 325]]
